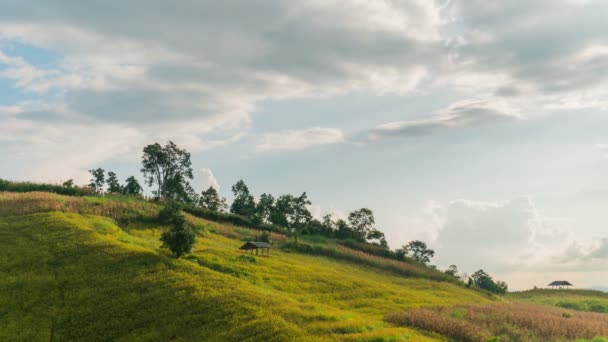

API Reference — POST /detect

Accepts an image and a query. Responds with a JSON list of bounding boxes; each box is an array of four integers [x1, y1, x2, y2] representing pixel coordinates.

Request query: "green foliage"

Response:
[[0, 178, 93, 196], [259, 231, 272, 243], [230, 179, 257, 217], [158, 201, 183, 225], [88, 167, 105, 193], [397, 240, 435, 265], [445, 264, 459, 277], [471, 270, 507, 294], [160, 214, 196, 258], [141, 141, 194, 201], [348, 208, 375, 241], [106, 171, 122, 193], [256, 192, 275, 223], [199, 186, 227, 212], [122, 176, 143, 195]]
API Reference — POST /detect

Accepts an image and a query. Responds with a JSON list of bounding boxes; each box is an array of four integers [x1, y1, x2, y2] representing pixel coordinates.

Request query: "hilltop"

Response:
[[1, 191, 607, 341]]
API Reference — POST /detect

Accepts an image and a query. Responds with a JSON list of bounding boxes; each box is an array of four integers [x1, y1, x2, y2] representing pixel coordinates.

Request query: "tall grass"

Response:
[[283, 241, 461, 284], [0, 178, 94, 196], [386, 303, 608, 342], [509, 289, 608, 313]]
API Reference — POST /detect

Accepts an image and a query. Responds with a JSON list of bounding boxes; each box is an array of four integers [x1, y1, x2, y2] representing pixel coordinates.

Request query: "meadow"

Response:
[[1, 191, 607, 341], [1, 192, 493, 341], [509, 289, 608, 314]]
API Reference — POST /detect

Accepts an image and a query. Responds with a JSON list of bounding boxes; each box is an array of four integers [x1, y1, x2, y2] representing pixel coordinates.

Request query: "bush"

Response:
[[160, 214, 196, 258], [159, 201, 183, 225]]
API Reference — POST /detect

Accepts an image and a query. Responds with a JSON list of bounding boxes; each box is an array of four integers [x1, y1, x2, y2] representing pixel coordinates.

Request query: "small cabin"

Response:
[[548, 280, 572, 289], [239, 241, 271, 256]]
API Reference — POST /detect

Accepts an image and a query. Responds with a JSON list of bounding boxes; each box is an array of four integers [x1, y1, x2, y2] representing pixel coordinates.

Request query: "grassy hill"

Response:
[[509, 289, 608, 313], [1, 192, 607, 341]]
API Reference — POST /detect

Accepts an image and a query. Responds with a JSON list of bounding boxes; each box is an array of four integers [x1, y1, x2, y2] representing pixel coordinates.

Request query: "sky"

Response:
[[1, 0, 607, 291]]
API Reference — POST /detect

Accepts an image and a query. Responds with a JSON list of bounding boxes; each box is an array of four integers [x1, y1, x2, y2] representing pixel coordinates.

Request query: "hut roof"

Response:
[[239, 241, 271, 250], [548, 280, 572, 286]]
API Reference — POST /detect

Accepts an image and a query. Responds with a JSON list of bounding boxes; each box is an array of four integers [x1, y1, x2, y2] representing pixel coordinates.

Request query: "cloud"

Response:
[[256, 127, 345, 151], [418, 197, 608, 275], [369, 98, 521, 140], [596, 144, 608, 158], [200, 168, 220, 192]]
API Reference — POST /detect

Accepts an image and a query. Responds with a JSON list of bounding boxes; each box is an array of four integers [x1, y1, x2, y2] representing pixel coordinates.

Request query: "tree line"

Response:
[[78, 140, 508, 294]]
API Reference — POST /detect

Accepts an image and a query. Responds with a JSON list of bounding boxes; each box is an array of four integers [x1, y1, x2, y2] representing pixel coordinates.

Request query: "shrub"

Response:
[[0, 178, 94, 196], [160, 214, 196, 258]]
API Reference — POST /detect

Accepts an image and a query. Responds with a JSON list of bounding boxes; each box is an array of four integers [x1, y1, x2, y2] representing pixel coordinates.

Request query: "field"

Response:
[[509, 289, 608, 314], [0, 192, 495, 341], [1, 192, 607, 341]]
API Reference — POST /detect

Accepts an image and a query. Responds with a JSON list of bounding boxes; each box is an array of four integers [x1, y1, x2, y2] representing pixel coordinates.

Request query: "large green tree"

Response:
[[256, 193, 275, 223], [230, 180, 256, 217], [348, 208, 375, 241], [140, 141, 193, 201], [160, 207, 196, 258], [88, 168, 105, 194], [199, 186, 227, 212]]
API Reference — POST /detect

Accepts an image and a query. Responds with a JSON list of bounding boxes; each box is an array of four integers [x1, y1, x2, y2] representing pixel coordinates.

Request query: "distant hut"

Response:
[[239, 241, 271, 256], [548, 280, 573, 289]]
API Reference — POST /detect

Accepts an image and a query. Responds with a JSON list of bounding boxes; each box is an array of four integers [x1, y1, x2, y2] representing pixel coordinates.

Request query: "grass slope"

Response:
[[0, 193, 492, 341], [509, 289, 608, 313]]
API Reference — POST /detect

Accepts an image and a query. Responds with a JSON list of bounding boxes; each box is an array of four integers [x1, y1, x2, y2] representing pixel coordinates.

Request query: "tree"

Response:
[[401, 240, 435, 264], [106, 171, 122, 193], [230, 180, 256, 217], [122, 176, 143, 195], [334, 219, 352, 240], [62, 179, 74, 188], [470, 269, 507, 294], [256, 193, 275, 223], [367, 228, 387, 248], [445, 265, 459, 277], [199, 186, 227, 212], [88, 168, 105, 194], [160, 210, 196, 258], [141, 141, 193, 200], [321, 214, 335, 236], [348, 208, 375, 241]]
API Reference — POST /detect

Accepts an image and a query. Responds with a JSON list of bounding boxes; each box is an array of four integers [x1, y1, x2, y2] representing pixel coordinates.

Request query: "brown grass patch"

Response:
[[385, 302, 608, 342]]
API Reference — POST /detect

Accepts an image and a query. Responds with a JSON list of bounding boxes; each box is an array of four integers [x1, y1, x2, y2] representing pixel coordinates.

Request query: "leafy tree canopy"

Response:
[[88, 168, 105, 194], [141, 141, 194, 201], [199, 186, 227, 212], [230, 180, 256, 217]]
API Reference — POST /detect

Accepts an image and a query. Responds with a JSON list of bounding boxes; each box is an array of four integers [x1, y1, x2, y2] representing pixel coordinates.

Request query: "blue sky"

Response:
[[1, 0, 608, 290]]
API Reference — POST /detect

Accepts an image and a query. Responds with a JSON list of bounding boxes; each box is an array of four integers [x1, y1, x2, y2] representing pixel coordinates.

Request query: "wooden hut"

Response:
[[548, 280, 572, 289], [239, 241, 271, 256]]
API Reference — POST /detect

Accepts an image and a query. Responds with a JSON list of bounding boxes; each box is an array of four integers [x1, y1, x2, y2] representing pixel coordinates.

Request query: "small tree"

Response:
[[230, 180, 256, 217], [199, 186, 227, 212], [470, 269, 507, 294], [122, 176, 143, 195], [106, 171, 122, 193], [348, 208, 375, 241], [160, 213, 196, 258], [62, 179, 74, 188], [259, 231, 272, 244], [88, 168, 105, 194], [401, 240, 435, 264], [445, 264, 459, 277]]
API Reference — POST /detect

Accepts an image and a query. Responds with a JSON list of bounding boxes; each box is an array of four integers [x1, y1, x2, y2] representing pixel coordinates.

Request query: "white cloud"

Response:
[[596, 144, 608, 159], [410, 197, 608, 277], [200, 168, 220, 192], [256, 127, 345, 152]]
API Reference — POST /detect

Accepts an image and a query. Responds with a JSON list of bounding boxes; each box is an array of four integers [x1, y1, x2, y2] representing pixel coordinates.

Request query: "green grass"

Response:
[[509, 289, 608, 313], [0, 192, 496, 341]]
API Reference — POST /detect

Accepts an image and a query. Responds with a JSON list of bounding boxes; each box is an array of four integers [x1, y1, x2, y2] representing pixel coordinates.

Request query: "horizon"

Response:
[[1, 0, 608, 291]]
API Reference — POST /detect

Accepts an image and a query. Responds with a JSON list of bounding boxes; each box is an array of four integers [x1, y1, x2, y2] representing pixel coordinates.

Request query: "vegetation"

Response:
[[386, 303, 608, 342], [0, 192, 492, 341], [510, 289, 608, 313], [141, 141, 195, 202]]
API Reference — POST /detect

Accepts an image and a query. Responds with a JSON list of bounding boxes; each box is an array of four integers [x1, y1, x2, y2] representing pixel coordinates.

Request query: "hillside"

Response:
[[1, 192, 607, 341], [0, 192, 491, 341]]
